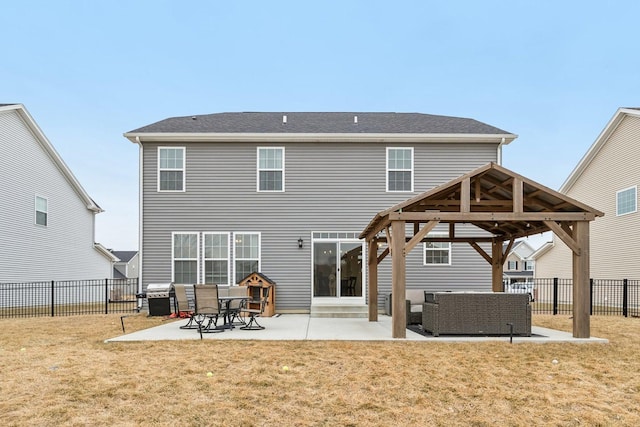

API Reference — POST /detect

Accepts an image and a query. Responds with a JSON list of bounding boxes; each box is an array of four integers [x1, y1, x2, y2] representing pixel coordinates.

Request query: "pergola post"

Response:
[[573, 221, 590, 338], [368, 238, 378, 321], [391, 220, 406, 338], [491, 240, 504, 292]]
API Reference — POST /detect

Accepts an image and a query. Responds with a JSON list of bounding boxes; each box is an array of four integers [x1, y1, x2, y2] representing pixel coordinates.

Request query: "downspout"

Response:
[[136, 136, 144, 310], [497, 137, 505, 165]]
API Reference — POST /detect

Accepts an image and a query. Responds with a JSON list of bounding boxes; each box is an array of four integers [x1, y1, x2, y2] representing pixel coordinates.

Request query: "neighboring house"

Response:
[[0, 104, 117, 282], [535, 108, 640, 280], [124, 112, 517, 314], [110, 250, 139, 279], [502, 240, 536, 284]]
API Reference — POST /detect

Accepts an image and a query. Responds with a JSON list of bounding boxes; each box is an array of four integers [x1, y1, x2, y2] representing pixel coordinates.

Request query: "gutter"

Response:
[[134, 136, 144, 309], [125, 132, 518, 144]]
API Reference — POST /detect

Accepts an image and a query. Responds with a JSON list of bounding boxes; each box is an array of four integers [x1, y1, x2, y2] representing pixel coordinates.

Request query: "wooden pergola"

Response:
[[360, 163, 603, 339]]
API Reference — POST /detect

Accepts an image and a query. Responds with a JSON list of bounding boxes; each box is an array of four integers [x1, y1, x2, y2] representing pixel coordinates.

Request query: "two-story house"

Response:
[[535, 107, 640, 280], [502, 240, 536, 284], [0, 103, 117, 283], [125, 112, 516, 314]]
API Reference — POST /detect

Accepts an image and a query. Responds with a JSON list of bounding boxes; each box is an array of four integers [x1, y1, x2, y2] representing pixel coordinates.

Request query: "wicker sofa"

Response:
[[422, 292, 531, 337], [405, 289, 427, 325]]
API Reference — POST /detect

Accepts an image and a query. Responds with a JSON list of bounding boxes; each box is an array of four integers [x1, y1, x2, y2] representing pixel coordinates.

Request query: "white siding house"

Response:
[[0, 104, 116, 282], [535, 108, 640, 280]]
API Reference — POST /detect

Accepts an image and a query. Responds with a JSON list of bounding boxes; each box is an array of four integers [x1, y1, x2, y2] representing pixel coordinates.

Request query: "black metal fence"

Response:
[[0, 278, 140, 318], [510, 278, 640, 317]]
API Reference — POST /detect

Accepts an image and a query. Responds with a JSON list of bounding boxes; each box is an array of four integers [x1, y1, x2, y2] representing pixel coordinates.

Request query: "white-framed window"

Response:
[[158, 147, 185, 192], [386, 147, 414, 192], [203, 232, 230, 285], [423, 235, 451, 265], [35, 195, 48, 226], [234, 232, 261, 283], [616, 186, 637, 216], [257, 147, 284, 192], [507, 260, 518, 271], [172, 232, 199, 283], [524, 260, 534, 271]]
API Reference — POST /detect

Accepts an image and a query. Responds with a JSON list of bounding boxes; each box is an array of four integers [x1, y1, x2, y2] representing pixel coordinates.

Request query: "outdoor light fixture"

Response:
[[298, 237, 303, 248]]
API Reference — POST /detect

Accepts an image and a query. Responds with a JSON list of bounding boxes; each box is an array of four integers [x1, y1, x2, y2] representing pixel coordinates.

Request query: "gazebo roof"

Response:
[[360, 162, 604, 241]]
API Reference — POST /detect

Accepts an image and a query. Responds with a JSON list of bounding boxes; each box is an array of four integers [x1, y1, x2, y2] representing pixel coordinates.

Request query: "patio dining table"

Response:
[[216, 295, 250, 331]]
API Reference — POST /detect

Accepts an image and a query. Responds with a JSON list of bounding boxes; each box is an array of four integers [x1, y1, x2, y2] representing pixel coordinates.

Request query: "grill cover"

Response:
[[146, 283, 174, 298]]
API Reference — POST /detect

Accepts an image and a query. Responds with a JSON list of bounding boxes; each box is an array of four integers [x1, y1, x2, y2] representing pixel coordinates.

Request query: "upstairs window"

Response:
[[507, 260, 518, 270], [172, 232, 199, 283], [35, 196, 48, 226], [524, 260, 534, 271], [257, 147, 284, 192], [387, 147, 413, 192], [158, 147, 185, 191], [616, 186, 637, 216]]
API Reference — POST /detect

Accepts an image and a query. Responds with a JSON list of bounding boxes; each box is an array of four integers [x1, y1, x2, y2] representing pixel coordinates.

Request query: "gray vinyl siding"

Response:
[[0, 110, 112, 282], [141, 140, 498, 310]]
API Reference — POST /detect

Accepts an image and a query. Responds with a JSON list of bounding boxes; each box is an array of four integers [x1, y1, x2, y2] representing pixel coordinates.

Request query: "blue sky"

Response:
[[2, 1, 639, 250]]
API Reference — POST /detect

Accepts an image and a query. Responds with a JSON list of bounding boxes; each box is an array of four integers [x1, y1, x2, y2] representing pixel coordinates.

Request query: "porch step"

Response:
[[310, 304, 368, 318]]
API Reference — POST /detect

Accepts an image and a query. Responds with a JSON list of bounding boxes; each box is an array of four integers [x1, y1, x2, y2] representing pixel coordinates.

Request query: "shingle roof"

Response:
[[111, 251, 138, 262], [127, 112, 512, 135]]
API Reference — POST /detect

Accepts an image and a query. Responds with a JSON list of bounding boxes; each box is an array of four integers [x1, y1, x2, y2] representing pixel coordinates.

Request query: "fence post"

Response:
[[590, 278, 594, 315], [105, 279, 109, 314], [51, 280, 55, 317], [623, 279, 628, 317], [553, 278, 558, 315]]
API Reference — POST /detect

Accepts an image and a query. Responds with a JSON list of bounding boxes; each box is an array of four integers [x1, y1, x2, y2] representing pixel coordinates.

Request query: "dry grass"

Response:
[[1, 314, 639, 426]]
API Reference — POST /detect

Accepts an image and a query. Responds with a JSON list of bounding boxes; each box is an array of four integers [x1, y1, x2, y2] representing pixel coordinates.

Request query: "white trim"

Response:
[[203, 232, 231, 285], [126, 132, 517, 144], [423, 233, 452, 266], [171, 232, 200, 283], [157, 146, 186, 192], [256, 147, 285, 192], [561, 108, 640, 193], [233, 232, 261, 284], [93, 243, 120, 263], [310, 232, 367, 304], [386, 147, 414, 192], [1, 104, 102, 213], [34, 195, 48, 227], [138, 142, 143, 296], [616, 185, 637, 216]]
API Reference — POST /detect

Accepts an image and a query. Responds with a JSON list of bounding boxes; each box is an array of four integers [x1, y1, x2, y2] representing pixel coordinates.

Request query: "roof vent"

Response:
[[191, 116, 197, 120], [282, 115, 287, 124], [354, 115, 358, 124]]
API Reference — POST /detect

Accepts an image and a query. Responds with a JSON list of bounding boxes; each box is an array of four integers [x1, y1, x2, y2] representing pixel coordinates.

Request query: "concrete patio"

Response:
[[107, 314, 609, 343]]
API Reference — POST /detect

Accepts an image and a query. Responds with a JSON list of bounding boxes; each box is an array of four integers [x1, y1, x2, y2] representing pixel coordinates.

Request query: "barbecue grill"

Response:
[[145, 283, 175, 316]]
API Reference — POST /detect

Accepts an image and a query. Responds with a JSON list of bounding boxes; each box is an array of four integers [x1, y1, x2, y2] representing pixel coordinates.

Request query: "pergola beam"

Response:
[[573, 221, 590, 338], [389, 212, 596, 222], [391, 220, 406, 338]]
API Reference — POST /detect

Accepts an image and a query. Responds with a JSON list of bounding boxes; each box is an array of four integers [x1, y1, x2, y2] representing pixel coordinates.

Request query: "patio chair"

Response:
[[227, 286, 248, 326], [173, 284, 197, 329], [193, 284, 224, 338], [240, 286, 270, 330]]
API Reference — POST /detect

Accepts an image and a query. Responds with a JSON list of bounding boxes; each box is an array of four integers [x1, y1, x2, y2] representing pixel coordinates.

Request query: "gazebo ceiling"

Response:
[[360, 162, 604, 241]]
